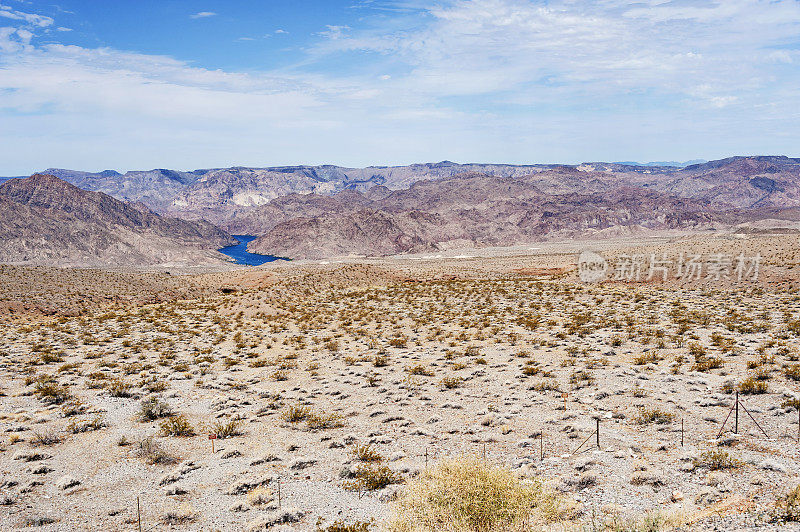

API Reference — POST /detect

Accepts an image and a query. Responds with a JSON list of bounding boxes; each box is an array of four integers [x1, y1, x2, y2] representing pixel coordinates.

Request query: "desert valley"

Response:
[[1, 156, 800, 531]]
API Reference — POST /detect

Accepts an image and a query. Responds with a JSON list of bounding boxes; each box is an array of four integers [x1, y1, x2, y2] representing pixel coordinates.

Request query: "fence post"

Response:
[[137, 496, 142, 532], [735, 392, 739, 434], [540, 432, 544, 461], [596, 418, 600, 449]]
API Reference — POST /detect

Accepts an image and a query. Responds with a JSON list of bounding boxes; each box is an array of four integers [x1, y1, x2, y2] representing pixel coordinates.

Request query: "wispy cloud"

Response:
[[0, 3, 53, 27], [189, 11, 216, 19]]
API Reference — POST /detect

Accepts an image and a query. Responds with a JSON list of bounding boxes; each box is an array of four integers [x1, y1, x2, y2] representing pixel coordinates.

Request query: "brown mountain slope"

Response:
[[247, 172, 724, 259], [26, 156, 800, 227], [0, 174, 233, 267]]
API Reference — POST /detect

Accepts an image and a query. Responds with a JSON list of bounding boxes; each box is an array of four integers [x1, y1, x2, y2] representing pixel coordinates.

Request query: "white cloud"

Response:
[[189, 11, 216, 19], [2, 1, 800, 174], [0, 4, 53, 27]]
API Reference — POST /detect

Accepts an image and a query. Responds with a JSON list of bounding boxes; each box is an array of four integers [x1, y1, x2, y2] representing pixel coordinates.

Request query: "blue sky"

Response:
[[2, 0, 800, 174]]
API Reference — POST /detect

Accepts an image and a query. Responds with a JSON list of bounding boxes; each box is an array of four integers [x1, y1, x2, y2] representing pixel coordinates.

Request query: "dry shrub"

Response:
[[693, 450, 739, 471], [634, 407, 675, 425], [784, 365, 800, 381], [136, 437, 176, 465], [247, 487, 273, 506], [345, 464, 402, 491], [34, 381, 70, 404], [67, 415, 106, 434], [388, 456, 569, 532], [407, 364, 434, 377], [352, 444, 383, 462], [138, 397, 173, 421], [318, 519, 374, 532], [772, 484, 800, 522], [306, 412, 345, 430], [212, 417, 242, 438], [160, 414, 194, 437], [603, 509, 685, 531], [738, 377, 768, 395], [162, 503, 198, 524], [440, 376, 463, 389], [31, 429, 61, 446], [282, 405, 311, 423]]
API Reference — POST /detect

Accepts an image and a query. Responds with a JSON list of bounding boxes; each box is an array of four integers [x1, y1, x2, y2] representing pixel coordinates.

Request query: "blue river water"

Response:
[[218, 235, 287, 266]]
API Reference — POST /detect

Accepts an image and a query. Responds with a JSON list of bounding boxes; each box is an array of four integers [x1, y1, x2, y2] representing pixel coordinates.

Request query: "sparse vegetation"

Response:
[[388, 456, 568, 531], [160, 414, 194, 437], [693, 450, 739, 471], [635, 407, 675, 425]]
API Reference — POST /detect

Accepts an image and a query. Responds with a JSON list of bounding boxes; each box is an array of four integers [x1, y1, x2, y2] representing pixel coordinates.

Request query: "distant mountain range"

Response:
[[3, 155, 800, 262], [0, 174, 233, 266], [612, 159, 707, 167]]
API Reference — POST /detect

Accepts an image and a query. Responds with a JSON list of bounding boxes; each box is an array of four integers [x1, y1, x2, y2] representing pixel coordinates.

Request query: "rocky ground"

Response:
[[2, 234, 800, 531]]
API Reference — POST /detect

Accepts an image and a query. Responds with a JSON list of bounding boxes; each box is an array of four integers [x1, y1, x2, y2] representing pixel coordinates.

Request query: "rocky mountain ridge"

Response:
[[6, 156, 800, 261], [0, 174, 234, 266]]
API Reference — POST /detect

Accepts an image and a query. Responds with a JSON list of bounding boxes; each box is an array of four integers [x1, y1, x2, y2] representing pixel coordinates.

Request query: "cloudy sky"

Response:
[[1, 0, 800, 174]]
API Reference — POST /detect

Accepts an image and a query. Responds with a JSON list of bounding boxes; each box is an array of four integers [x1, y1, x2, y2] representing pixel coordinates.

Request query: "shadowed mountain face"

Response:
[[0, 174, 233, 266]]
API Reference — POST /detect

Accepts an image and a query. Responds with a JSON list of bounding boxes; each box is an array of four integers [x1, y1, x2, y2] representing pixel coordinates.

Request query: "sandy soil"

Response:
[[2, 234, 800, 531]]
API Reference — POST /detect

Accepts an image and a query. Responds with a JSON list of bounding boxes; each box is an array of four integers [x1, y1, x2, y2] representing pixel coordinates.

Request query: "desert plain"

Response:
[[2, 233, 800, 531]]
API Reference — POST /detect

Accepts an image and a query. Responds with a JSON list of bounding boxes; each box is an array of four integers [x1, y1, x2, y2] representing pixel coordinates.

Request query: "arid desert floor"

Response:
[[3, 234, 800, 531]]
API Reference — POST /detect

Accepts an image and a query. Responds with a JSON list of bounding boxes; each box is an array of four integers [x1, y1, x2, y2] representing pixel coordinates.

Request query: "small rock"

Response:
[[758, 459, 788, 473], [695, 488, 722, 506], [221, 449, 242, 459], [56, 475, 80, 490], [13, 450, 48, 462], [251, 454, 281, 466], [289, 457, 316, 470], [227, 476, 272, 495], [389, 451, 405, 462], [246, 507, 304, 531]]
